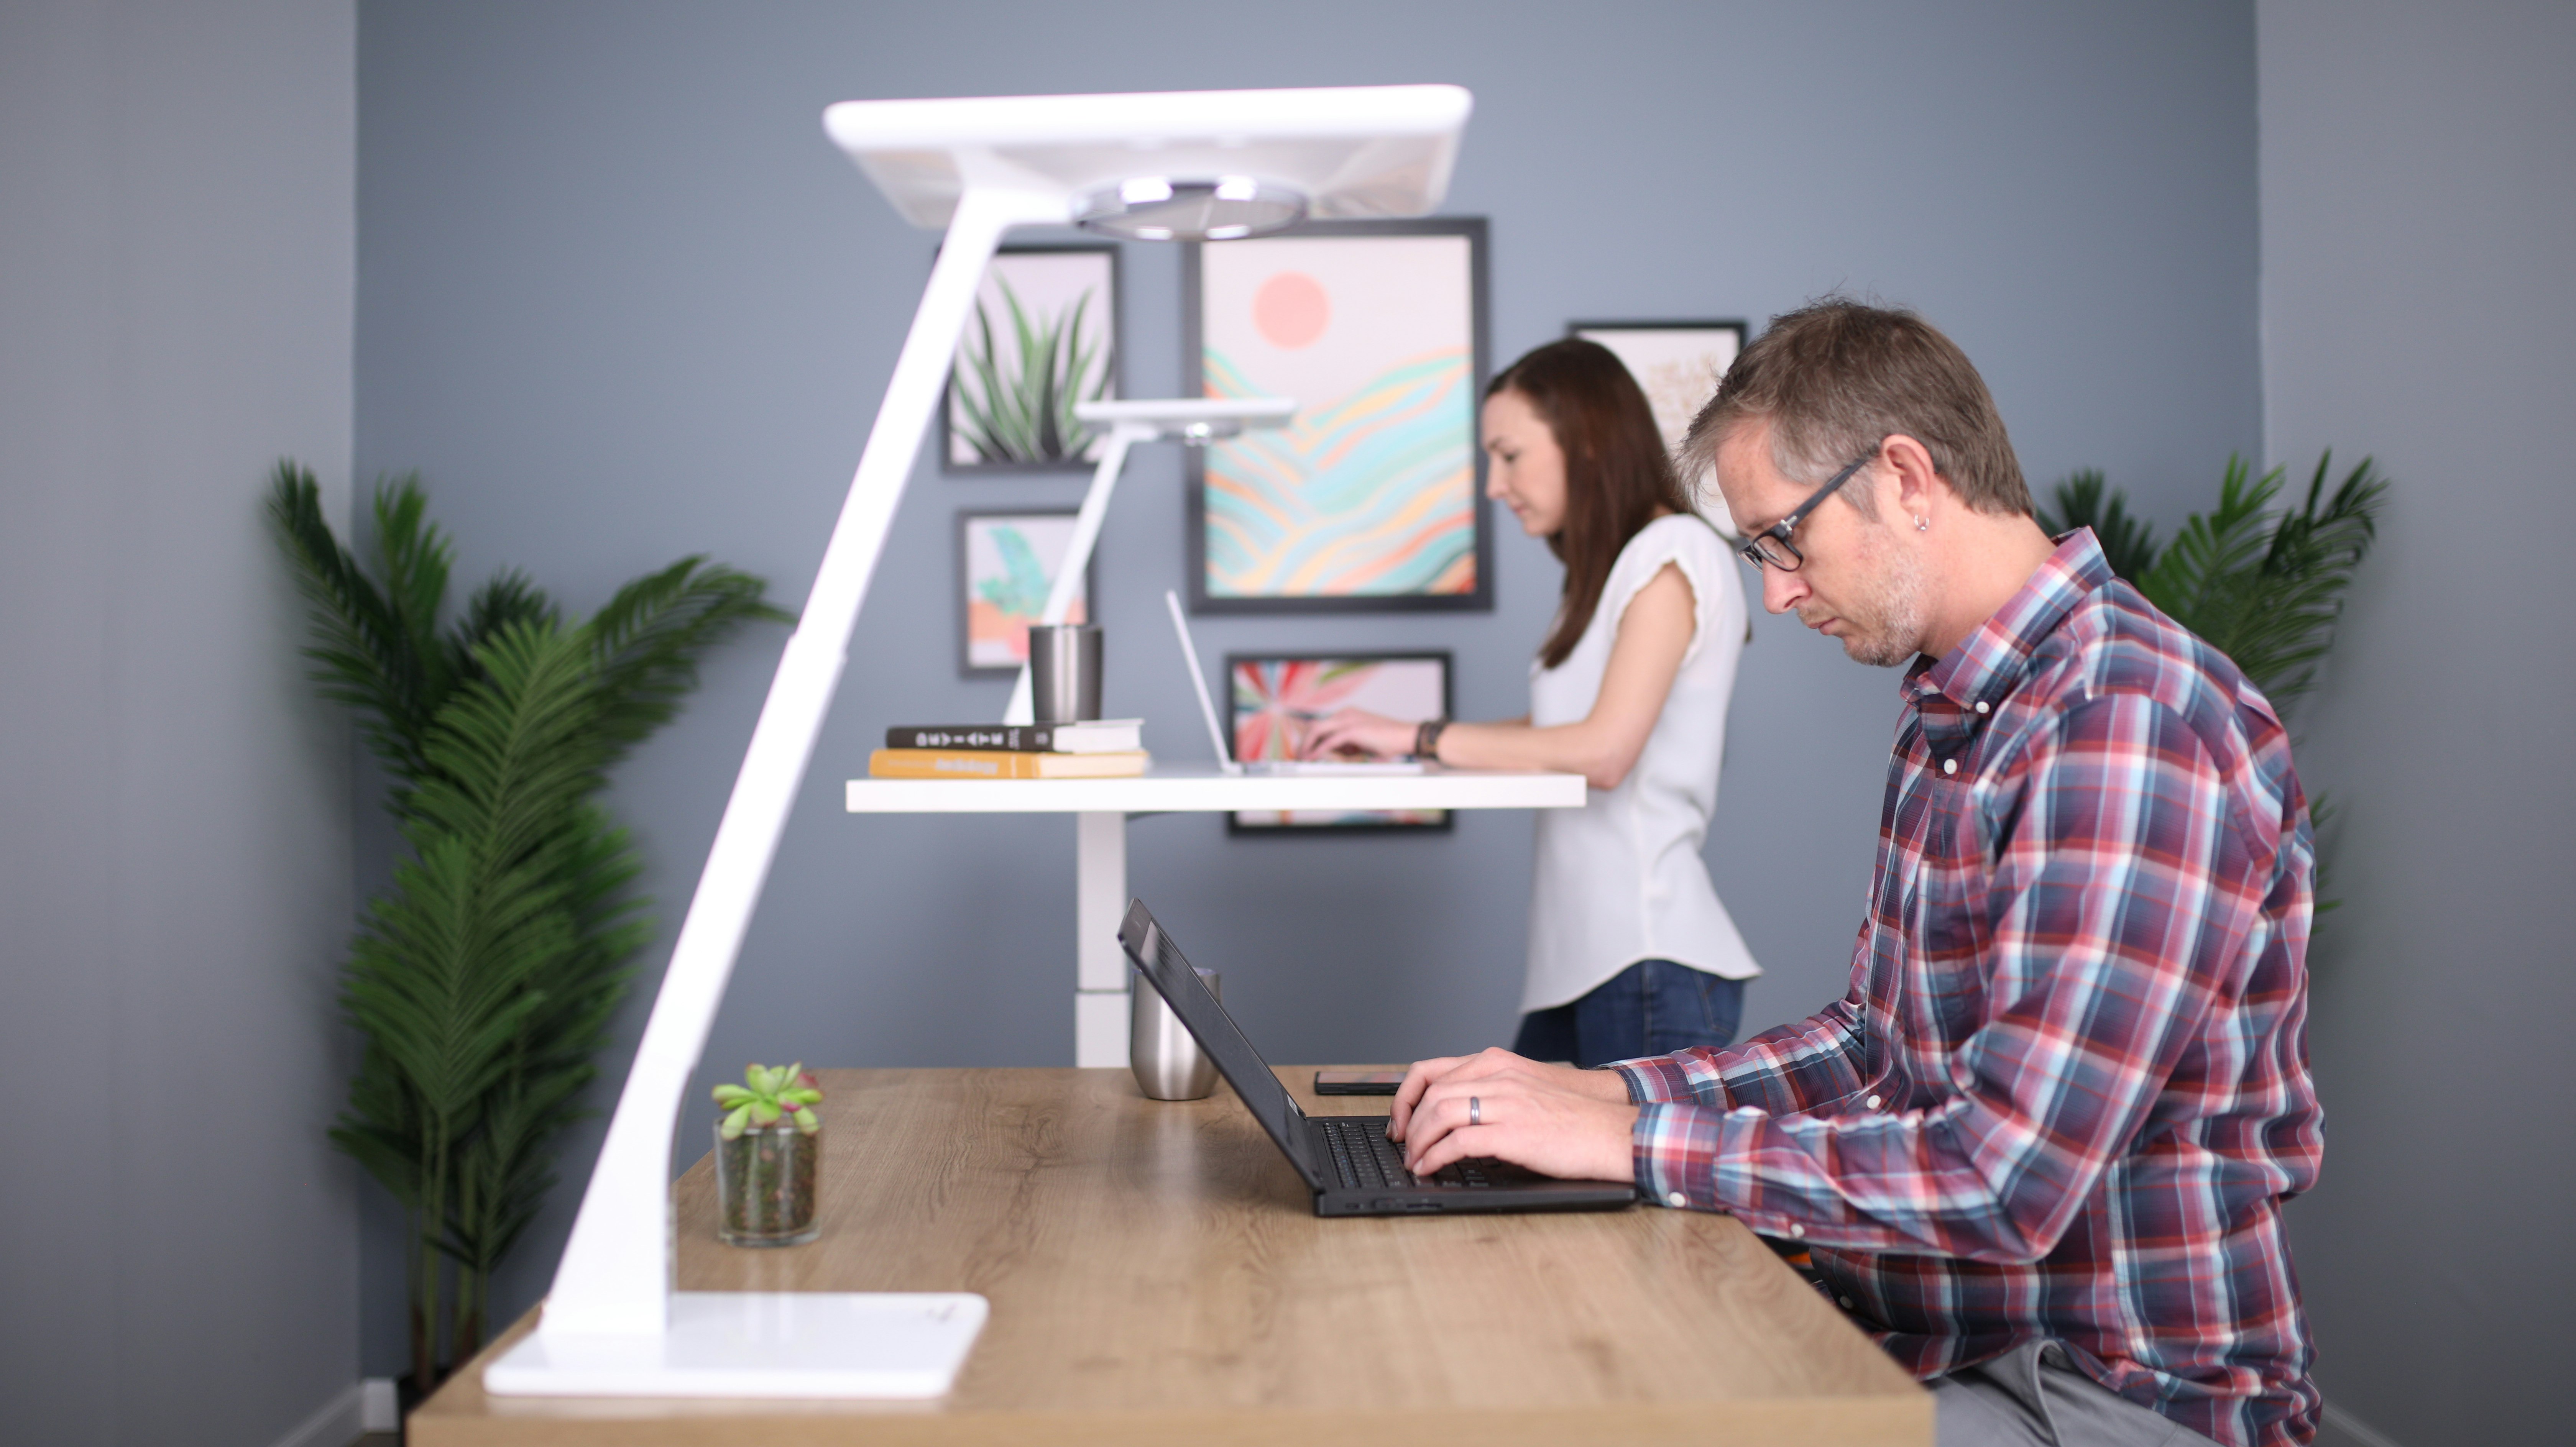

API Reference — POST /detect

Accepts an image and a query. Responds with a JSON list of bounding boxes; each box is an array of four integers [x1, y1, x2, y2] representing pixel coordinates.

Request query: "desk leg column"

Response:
[[1074, 811, 1130, 1067]]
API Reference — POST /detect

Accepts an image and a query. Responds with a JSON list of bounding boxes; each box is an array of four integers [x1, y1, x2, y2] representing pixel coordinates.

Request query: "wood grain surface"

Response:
[[413, 1067, 1928, 1445]]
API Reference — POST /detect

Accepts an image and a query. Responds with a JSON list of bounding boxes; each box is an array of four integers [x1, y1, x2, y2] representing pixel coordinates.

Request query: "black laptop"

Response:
[[1118, 900, 1636, 1217]]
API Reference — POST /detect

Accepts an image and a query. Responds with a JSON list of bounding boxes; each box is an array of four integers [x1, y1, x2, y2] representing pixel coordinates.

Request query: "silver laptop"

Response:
[[1162, 590, 1425, 778]]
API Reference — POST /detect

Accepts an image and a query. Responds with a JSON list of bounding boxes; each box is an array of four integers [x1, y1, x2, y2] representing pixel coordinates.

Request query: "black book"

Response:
[[884, 719, 1142, 754]]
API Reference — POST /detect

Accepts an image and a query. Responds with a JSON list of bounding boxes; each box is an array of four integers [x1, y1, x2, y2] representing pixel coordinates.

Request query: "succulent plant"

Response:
[[714, 1063, 822, 1139]]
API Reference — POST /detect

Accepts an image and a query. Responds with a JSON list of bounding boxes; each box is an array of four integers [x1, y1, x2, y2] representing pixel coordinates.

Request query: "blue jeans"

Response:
[[1511, 958, 1745, 1070]]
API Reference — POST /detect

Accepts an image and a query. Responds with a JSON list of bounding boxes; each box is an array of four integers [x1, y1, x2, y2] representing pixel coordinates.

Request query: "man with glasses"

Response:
[[1389, 300, 2322, 1447]]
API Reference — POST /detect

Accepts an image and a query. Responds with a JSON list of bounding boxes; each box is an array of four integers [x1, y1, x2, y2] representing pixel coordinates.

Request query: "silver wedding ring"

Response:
[[1468, 1095, 1482, 1127]]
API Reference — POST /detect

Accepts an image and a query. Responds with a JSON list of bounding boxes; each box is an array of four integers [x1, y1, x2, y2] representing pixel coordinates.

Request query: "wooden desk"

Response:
[[416, 1068, 1930, 1445]]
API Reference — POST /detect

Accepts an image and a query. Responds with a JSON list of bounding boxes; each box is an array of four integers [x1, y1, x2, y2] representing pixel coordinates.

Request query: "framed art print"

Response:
[[1185, 219, 1491, 613], [943, 244, 1121, 473], [957, 509, 1092, 674], [1568, 320, 1746, 516], [1226, 651, 1453, 832]]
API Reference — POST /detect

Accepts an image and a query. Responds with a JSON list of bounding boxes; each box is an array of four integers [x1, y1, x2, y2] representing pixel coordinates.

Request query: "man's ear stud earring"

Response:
[[1915, 516, 1929, 532]]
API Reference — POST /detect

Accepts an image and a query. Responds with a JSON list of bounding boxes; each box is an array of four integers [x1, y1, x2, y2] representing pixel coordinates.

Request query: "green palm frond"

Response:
[[273, 460, 784, 1383], [2229, 453, 2388, 708], [406, 621, 613, 866], [343, 832, 569, 1124], [339, 818, 572, 1388], [329, 1044, 426, 1207], [427, 807, 643, 1351], [540, 805, 652, 957], [476, 805, 644, 1124], [337, 620, 600, 1385], [442, 1000, 611, 1344], [585, 556, 793, 761], [348, 623, 607, 1120], [2140, 453, 2387, 709], [2140, 456, 2280, 654], [2036, 468, 2160, 583], [367, 477, 462, 749], [443, 571, 556, 691], [269, 464, 452, 781]]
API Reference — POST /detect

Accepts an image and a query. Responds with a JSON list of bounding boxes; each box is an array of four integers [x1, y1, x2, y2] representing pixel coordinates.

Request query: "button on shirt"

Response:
[[1614, 531, 2324, 1447]]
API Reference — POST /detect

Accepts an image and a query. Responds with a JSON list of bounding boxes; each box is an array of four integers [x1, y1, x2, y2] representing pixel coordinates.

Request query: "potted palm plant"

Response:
[[269, 463, 790, 1396]]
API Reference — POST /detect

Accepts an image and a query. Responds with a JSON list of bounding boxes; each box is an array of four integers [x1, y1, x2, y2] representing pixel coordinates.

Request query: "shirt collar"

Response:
[[1904, 528, 2114, 709]]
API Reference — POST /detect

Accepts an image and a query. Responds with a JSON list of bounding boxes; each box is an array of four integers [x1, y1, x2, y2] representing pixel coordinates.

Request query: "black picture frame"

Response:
[[941, 242, 1124, 475], [1222, 649, 1456, 833], [955, 508, 1096, 677], [1183, 217, 1492, 614]]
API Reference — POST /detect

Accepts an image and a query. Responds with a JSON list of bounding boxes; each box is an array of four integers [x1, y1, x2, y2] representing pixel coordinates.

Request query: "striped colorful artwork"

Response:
[[1200, 348, 1475, 599], [1189, 223, 1487, 610]]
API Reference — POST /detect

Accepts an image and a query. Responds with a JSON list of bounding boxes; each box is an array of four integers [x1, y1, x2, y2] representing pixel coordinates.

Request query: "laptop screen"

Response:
[[1163, 589, 1239, 771], [1117, 901, 1321, 1188]]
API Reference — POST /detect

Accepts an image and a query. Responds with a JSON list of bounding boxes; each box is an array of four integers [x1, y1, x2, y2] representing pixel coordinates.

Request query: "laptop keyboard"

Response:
[[1318, 1116, 1495, 1191]]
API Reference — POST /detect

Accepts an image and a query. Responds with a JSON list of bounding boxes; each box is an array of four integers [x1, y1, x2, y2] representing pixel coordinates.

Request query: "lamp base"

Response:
[[484, 1292, 989, 1398]]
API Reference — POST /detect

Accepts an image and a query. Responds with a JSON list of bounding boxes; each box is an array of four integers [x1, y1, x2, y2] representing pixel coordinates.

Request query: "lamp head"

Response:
[[1073, 176, 1306, 242], [823, 85, 1472, 239], [1076, 397, 1295, 443]]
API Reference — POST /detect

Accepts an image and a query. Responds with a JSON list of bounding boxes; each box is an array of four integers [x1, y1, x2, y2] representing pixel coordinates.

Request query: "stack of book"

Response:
[[868, 719, 1148, 779]]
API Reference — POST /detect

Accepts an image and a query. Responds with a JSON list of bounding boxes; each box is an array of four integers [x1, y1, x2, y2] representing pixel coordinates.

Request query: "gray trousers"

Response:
[[1934, 1342, 2220, 1447]]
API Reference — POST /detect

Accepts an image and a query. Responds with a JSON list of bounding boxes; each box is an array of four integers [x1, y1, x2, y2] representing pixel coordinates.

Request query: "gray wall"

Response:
[[0, 2, 360, 1444], [2261, 3, 2575, 1444], [353, 0, 2263, 1376]]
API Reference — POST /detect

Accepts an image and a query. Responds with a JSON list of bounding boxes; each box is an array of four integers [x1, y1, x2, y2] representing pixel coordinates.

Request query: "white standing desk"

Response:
[[844, 765, 1588, 1065]]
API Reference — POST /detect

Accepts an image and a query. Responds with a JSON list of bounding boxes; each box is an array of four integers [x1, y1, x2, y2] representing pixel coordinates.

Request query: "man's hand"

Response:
[[1388, 1047, 1639, 1183]]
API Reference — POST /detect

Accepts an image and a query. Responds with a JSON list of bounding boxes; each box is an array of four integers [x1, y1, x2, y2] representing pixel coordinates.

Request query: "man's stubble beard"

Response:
[[1815, 521, 1931, 668]]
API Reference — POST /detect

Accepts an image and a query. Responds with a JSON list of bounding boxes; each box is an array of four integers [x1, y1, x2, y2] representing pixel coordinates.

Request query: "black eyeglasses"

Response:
[[1734, 445, 1881, 572]]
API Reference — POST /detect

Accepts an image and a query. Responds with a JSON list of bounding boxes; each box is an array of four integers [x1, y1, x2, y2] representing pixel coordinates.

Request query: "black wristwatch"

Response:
[[1413, 718, 1449, 762]]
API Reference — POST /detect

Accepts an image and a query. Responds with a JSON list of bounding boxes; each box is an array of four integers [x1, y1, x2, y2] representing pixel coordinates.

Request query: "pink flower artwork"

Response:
[[1230, 658, 1382, 761], [1225, 653, 1451, 830]]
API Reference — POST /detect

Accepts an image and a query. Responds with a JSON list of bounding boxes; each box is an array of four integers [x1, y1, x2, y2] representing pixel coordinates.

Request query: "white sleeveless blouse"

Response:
[[1523, 513, 1761, 1012]]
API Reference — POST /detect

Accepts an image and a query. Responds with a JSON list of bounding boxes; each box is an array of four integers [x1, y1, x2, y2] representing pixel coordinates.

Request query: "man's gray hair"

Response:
[[1681, 299, 2033, 517]]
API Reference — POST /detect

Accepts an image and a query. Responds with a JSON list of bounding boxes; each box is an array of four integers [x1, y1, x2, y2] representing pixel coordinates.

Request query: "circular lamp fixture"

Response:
[[1074, 176, 1306, 242]]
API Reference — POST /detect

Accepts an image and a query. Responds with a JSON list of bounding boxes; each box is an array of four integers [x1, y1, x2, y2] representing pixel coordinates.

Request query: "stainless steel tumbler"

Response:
[[1025, 623, 1102, 722], [1130, 968, 1219, 1101]]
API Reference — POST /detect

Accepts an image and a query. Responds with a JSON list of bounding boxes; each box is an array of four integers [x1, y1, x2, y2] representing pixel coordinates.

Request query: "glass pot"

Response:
[[714, 1119, 821, 1247]]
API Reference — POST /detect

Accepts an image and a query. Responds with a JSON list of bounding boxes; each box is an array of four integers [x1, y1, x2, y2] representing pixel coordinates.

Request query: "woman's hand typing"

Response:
[[1299, 708, 1420, 761]]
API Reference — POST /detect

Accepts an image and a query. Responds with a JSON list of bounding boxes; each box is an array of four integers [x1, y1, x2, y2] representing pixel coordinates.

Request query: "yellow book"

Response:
[[868, 748, 1149, 780]]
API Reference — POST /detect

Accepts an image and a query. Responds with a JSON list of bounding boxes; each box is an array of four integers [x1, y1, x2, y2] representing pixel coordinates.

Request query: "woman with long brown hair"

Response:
[[1304, 338, 1759, 1067]]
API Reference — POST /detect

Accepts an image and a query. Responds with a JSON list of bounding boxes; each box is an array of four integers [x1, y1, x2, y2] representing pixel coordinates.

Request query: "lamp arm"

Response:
[[1001, 420, 1145, 726], [538, 186, 1064, 1339]]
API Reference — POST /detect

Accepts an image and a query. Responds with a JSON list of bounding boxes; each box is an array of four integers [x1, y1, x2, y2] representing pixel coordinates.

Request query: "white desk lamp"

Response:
[[1001, 395, 1296, 725], [486, 85, 1471, 1399]]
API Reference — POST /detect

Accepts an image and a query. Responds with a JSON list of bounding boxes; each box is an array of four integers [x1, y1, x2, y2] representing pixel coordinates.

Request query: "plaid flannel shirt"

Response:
[[1617, 530, 2323, 1447]]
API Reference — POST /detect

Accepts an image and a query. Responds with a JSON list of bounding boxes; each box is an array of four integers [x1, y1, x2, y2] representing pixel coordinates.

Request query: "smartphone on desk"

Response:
[[1314, 1069, 1406, 1095]]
